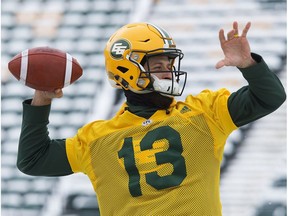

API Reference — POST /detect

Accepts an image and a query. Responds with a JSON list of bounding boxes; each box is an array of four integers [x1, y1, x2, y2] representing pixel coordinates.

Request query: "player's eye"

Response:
[[150, 64, 162, 71], [152, 66, 161, 71]]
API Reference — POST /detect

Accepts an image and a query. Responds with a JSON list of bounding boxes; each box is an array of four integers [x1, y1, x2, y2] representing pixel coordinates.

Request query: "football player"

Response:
[[17, 21, 286, 215]]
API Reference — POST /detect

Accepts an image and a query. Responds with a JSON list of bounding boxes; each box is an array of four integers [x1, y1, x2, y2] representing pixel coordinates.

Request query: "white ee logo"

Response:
[[110, 40, 130, 59]]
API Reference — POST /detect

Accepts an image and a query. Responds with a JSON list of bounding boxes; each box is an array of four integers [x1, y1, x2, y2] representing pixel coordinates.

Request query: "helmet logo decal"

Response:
[[110, 39, 130, 59]]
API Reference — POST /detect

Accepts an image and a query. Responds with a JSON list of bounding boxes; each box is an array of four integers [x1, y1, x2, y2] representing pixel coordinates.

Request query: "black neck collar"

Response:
[[124, 90, 173, 118]]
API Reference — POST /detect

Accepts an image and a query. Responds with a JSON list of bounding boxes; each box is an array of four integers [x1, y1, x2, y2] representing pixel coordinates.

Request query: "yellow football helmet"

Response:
[[104, 22, 187, 96]]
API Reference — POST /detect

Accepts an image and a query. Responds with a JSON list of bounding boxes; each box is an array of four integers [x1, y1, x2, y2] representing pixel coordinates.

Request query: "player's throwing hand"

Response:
[[31, 89, 63, 106]]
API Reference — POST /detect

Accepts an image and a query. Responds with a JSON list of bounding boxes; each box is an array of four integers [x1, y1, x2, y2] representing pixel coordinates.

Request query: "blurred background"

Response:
[[1, 0, 286, 215]]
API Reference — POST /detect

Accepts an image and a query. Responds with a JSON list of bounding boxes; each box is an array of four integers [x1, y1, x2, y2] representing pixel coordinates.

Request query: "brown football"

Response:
[[8, 46, 83, 91]]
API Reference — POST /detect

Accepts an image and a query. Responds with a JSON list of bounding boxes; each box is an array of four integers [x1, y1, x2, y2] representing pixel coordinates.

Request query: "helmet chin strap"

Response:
[[151, 74, 180, 97]]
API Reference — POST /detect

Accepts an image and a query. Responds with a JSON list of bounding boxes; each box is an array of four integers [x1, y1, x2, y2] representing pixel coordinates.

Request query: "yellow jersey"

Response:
[[66, 88, 237, 216]]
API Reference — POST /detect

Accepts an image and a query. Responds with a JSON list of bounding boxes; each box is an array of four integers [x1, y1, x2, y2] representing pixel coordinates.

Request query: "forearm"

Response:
[[17, 99, 73, 176], [228, 53, 286, 127]]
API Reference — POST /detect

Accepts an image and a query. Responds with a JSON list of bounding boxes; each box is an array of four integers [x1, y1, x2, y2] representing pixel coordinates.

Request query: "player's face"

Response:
[[144, 55, 173, 80]]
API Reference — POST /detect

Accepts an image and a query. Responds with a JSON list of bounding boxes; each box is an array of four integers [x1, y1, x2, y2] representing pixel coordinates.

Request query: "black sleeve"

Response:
[[228, 53, 286, 127], [17, 99, 73, 176]]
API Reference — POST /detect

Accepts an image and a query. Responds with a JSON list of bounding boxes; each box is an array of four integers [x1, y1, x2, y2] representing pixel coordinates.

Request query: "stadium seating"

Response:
[[1, 0, 286, 215], [254, 174, 287, 215]]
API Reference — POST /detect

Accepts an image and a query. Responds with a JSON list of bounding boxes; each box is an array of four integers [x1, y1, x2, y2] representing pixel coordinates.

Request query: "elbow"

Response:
[[280, 89, 286, 104], [16, 159, 29, 175], [273, 89, 286, 110], [16, 158, 36, 176]]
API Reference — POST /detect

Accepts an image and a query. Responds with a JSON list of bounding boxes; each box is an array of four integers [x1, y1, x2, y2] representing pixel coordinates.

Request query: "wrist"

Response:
[[31, 91, 52, 106], [238, 57, 257, 69]]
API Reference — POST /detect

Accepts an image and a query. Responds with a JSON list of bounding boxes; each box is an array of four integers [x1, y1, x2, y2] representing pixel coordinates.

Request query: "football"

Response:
[[8, 46, 83, 91]]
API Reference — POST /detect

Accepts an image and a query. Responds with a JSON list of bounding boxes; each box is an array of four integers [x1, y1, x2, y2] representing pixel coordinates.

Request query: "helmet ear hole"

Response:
[[117, 66, 129, 73]]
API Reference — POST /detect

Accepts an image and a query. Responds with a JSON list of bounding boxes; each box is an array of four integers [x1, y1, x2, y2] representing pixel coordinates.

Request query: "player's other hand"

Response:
[[215, 21, 256, 69], [31, 89, 63, 106]]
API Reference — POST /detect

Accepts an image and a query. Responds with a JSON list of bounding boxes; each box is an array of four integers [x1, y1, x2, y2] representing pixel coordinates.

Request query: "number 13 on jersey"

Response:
[[118, 126, 187, 197]]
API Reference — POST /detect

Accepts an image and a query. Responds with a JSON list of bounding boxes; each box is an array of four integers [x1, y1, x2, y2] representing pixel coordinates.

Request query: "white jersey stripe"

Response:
[[20, 49, 29, 84], [64, 53, 73, 87]]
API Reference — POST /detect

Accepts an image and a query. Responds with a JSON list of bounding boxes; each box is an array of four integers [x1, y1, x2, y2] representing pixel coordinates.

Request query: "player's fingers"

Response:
[[219, 29, 226, 44], [215, 59, 225, 69], [54, 89, 62, 94], [241, 22, 251, 37], [54, 89, 63, 98], [39, 89, 62, 99], [227, 29, 236, 40], [233, 21, 239, 36]]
